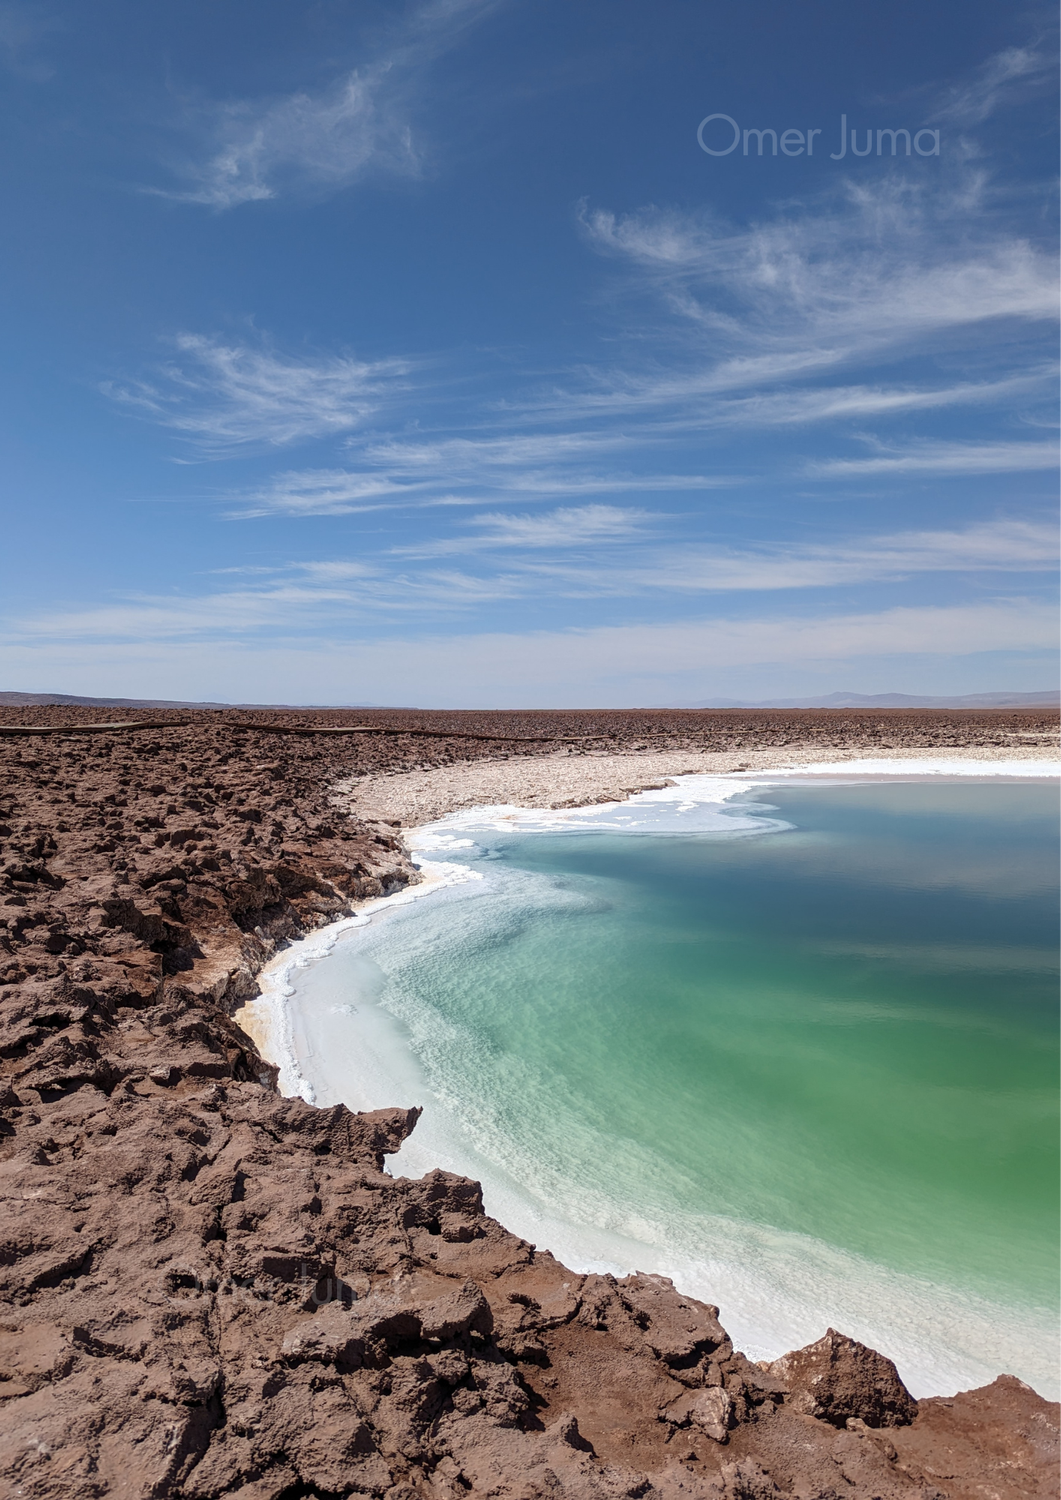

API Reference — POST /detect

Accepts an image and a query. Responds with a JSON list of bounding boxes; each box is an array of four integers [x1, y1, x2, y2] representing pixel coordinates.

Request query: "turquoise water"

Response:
[[285, 778, 1059, 1397]]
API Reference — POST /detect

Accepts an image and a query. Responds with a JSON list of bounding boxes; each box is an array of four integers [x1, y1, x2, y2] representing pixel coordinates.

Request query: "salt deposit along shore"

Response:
[[1, 706, 1058, 1500], [239, 754, 1061, 1407], [337, 741, 1060, 827], [239, 744, 1061, 1064]]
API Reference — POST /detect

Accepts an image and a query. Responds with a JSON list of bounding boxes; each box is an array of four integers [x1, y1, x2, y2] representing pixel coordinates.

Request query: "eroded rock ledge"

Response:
[[1, 710, 1057, 1500]]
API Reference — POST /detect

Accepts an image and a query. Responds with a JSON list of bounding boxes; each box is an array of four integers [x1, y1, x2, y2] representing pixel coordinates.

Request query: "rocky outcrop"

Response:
[[0, 712, 1057, 1499], [765, 1329, 919, 1428], [2, 1055, 1056, 1500]]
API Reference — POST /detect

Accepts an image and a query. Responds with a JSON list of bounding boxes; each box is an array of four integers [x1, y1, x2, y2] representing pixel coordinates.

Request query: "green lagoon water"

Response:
[[285, 778, 1059, 1396]]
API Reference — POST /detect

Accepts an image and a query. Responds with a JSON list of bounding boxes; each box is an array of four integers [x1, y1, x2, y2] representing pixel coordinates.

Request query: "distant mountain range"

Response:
[[0, 692, 382, 709], [670, 691, 1060, 709], [1, 688, 1057, 711]]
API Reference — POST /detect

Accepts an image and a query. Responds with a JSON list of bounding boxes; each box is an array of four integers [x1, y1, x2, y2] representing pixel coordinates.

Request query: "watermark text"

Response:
[[697, 113, 940, 159]]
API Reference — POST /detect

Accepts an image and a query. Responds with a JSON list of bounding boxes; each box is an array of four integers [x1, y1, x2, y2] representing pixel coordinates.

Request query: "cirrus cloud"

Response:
[[104, 333, 411, 453]]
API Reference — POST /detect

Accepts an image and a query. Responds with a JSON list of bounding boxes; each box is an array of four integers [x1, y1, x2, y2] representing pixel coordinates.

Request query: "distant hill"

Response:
[[2, 688, 1057, 712], [675, 691, 1061, 709], [0, 692, 381, 709]]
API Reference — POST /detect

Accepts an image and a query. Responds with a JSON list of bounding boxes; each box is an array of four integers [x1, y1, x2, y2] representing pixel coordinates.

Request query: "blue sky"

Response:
[[0, 0, 1057, 706]]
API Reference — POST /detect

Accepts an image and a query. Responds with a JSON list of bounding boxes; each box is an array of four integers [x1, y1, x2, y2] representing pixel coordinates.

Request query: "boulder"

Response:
[[768, 1327, 918, 1428]]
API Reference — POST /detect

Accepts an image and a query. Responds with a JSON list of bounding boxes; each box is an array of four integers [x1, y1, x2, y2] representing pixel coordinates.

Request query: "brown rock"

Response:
[[890, 1374, 1061, 1500], [667, 1385, 734, 1442], [766, 1327, 919, 1427]]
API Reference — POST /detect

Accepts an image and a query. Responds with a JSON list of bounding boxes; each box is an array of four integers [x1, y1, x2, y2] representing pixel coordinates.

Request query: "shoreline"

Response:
[[241, 746, 1060, 1087], [234, 752, 1060, 1401], [335, 743, 1060, 827], [235, 855, 484, 1098]]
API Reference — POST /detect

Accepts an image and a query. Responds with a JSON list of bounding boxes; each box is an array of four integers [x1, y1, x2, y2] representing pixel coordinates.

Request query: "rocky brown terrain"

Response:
[[1, 707, 1058, 1500]]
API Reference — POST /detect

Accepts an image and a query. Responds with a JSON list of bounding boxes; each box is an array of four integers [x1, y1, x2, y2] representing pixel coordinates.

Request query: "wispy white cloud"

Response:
[[536, 366, 1055, 428], [355, 431, 731, 498], [116, 133, 1058, 492], [517, 519, 1059, 596], [394, 504, 652, 556], [566, 150, 1058, 444], [105, 31, 1059, 683], [932, 46, 1055, 127], [393, 600, 1058, 683], [157, 68, 418, 209], [230, 467, 426, 517], [7, 580, 388, 640], [152, 0, 500, 208], [394, 513, 1057, 586], [515, 274, 1055, 432], [105, 334, 410, 452], [6, 556, 531, 640], [400, 517, 1055, 600], [771, 519, 1057, 578], [579, 186, 1058, 376], [806, 439, 1060, 478], [468, 504, 650, 546], [6, 518, 1053, 646], [702, 371, 1056, 428], [3, 599, 1055, 708], [361, 430, 627, 470], [220, 437, 733, 515]]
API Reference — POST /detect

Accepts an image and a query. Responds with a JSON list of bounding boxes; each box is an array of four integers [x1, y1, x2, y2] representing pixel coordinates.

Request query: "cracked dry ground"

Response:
[[1, 711, 1058, 1500]]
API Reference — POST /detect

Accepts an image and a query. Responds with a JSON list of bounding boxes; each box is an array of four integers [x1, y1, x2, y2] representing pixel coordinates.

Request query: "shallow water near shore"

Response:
[[280, 776, 1060, 1399]]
